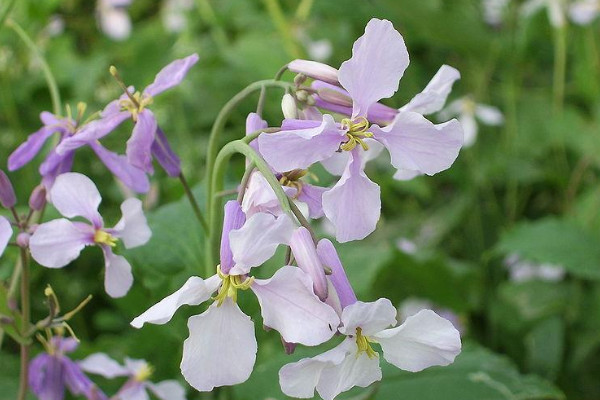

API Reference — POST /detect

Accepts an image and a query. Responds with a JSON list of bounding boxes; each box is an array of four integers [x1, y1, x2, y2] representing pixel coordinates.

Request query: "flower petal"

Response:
[[289, 227, 328, 301], [401, 65, 461, 116], [126, 110, 157, 173], [373, 309, 462, 372], [29, 219, 93, 268], [78, 353, 130, 378], [372, 111, 463, 176], [103, 248, 134, 298], [229, 213, 295, 275], [144, 54, 199, 97], [320, 138, 383, 176], [41, 151, 75, 190], [296, 183, 326, 219], [147, 380, 187, 400], [316, 239, 357, 310], [288, 59, 340, 85], [0, 216, 12, 257], [251, 266, 339, 345], [131, 275, 221, 328], [475, 104, 504, 126], [322, 150, 381, 242], [338, 18, 409, 118], [112, 198, 152, 249], [49, 172, 103, 227], [151, 126, 181, 177], [339, 298, 397, 336], [118, 383, 149, 400], [88, 141, 150, 193], [56, 111, 130, 154], [8, 125, 55, 171], [241, 172, 290, 217], [220, 201, 246, 275], [459, 113, 478, 148], [393, 169, 422, 181], [64, 358, 108, 400], [181, 298, 257, 391], [258, 114, 344, 173], [29, 354, 66, 400]]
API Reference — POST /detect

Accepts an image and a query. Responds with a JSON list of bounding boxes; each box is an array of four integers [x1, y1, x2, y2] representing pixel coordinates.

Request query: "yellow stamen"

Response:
[[135, 363, 154, 382], [355, 327, 378, 359], [94, 230, 118, 247], [340, 117, 374, 152], [109, 65, 154, 121], [213, 265, 255, 306]]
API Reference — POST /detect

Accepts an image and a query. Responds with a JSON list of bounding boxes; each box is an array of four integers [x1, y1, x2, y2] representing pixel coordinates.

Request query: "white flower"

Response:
[[482, 0, 511, 26], [521, 0, 567, 28], [504, 254, 566, 282], [569, 0, 600, 24], [97, 0, 132, 41], [162, 0, 194, 33]]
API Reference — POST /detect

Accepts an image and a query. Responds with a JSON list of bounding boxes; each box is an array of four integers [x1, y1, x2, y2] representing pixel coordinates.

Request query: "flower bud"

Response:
[[281, 337, 297, 355], [288, 59, 339, 86], [16, 232, 30, 248], [281, 94, 298, 120], [317, 239, 357, 309], [317, 88, 353, 108], [220, 201, 246, 275], [28, 185, 47, 211], [289, 227, 328, 301], [0, 171, 16, 209]]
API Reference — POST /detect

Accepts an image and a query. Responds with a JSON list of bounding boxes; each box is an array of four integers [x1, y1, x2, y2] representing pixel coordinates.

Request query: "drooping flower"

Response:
[[520, 0, 567, 27], [7, 108, 149, 192], [569, 0, 600, 24], [438, 96, 504, 147], [96, 0, 132, 41], [79, 353, 186, 400], [259, 19, 463, 242], [57, 54, 199, 176], [132, 200, 339, 391], [29, 173, 151, 298], [29, 336, 108, 400]]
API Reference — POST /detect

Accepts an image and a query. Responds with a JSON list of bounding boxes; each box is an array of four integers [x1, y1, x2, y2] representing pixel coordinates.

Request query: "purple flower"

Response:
[[0, 216, 12, 258], [58, 54, 199, 176], [29, 173, 151, 298], [29, 337, 108, 400], [258, 19, 463, 242], [79, 354, 186, 400], [8, 111, 149, 193]]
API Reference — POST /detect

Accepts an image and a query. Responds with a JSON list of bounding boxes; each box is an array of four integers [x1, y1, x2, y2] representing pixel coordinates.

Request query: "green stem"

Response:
[[236, 162, 256, 203], [0, 0, 17, 29], [262, 0, 303, 58], [553, 25, 567, 113], [295, 0, 314, 21], [6, 19, 61, 116], [17, 248, 30, 400], [195, 0, 229, 50], [178, 172, 209, 233]]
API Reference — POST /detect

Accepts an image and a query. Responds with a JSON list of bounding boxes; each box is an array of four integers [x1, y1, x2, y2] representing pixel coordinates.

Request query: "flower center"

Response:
[[340, 117, 373, 152], [134, 363, 154, 382], [93, 230, 118, 247], [355, 327, 377, 359], [213, 265, 255, 306], [279, 169, 308, 198], [119, 92, 153, 122]]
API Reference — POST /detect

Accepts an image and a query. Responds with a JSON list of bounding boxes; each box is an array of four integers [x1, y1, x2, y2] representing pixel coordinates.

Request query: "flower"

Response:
[[279, 299, 462, 400], [132, 200, 339, 391], [569, 0, 600, 24], [57, 54, 199, 176], [29, 336, 108, 400], [482, 0, 511, 26], [259, 19, 463, 242], [162, 0, 194, 33], [29, 173, 151, 298], [521, 0, 567, 27], [7, 108, 149, 192], [438, 96, 504, 147], [96, 0, 132, 41], [0, 216, 12, 258], [79, 354, 186, 400], [504, 254, 566, 282]]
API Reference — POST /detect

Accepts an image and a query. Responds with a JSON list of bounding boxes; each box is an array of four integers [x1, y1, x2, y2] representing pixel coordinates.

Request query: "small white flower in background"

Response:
[[96, 0, 132, 41], [504, 254, 566, 282], [569, 0, 600, 24], [162, 0, 194, 33], [79, 354, 186, 400], [295, 29, 333, 62], [44, 15, 65, 37], [439, 96, 504, 147], [396, 237, 418, 255], [520, 0, 567, 28], [482, 0, 511, 26]]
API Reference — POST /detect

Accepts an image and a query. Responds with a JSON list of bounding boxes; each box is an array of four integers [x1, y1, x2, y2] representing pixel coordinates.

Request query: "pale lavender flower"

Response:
[[132, 200, 339, 391], [29, 337, 108, 400], [162, 0, 194, 33], [482, 0, 511, 26], [8, 111, 149, 192], [79, 354, 186, 400], [29, 173, 151, 298], [504, 254, 566, 282], [259, 19, 463, 242], [0, 170, 16, 208], [97, 0, 132, 41], [569, 0, 600, 24], [0, 216, 12, 257], [57, 54, 199, 176]]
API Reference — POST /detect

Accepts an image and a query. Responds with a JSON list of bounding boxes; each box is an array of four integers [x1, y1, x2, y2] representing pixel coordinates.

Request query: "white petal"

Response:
[[401, 65, 461, 115], [103, 248, 134, 298], [321, 139, 383, 176], [49, 173, 103, 227], [99, 7, 132, 40], [131, 275, 221, 328], [229, 213, 295, 275], [181, 299, 257, 391], [474, 104, 504, 126], [147, 381, 186, 400], [547, 0, 566, 27], [241, 172, 289, 217], [393, 169, 422, 181], [113, 198, 152, 249], [0, 216, 12, 257], [569, 1, 600, 24], [251, 266, 339, 346], [373, 309, 462, 372], [339, 299, 397, 336], [119, 383, 149, 400], [29, 219, 93, 268], [78, 353, 130, 378], [460, 113, 478, 147]]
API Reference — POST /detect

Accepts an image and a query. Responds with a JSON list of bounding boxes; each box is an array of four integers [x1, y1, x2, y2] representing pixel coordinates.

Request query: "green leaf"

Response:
[[0, 284, 23, 345]]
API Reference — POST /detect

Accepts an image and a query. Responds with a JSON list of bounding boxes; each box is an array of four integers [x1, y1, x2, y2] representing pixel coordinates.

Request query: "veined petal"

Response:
[[112, 198, 152, 248], [0, 216, 12, 257], [56, 111, 130, 154], [251, 266, 339, 345], [131, 275, 221, 328], [8, 125, 55, 171], [338, 18, 409, 118], [322, 150, 381, 242], [296, 183, 326, 219], [88, 141, 150, 193], [373, 309, 462, 372], [288, 59, 340, 85], [316, 239, 357, 310], [151, 126, 181, 177], [289, 227, 328, 301], [258, 114, 344, 173], [339, 298, 397, 336], [372, 111, 463, 176], [229, 213, 295, 275], [117, 383, 149, 400], [401, 65, 461, 115], [29, 354, 66, 400], [40, 151, 75, 191], [102, 248, 134, 298], [147, 380, 186, 400], [320, 140, 385, 176], [49, 172, 103, 227], [241, 172, 288, 217], [181, 298, 257, 391], [64, 359, 107, 400], [220, 201, 246, 275], [78, 353, 130, 378], [474, 104, 504, 126], [126, 110, 157, 173], [29, 219, 93, 268], [144, 54, 199, 97]]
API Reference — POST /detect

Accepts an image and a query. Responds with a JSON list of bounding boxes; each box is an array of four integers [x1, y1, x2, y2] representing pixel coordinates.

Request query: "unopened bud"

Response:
[[16, 232, 30, 248], [0, 314, 13, 325], [317, 88, 353, 108], [295, 90, 309, 102], [281, 94, 298, 120], [289, 227, 328, 301], [28, 185, 47, 211], [0, 171, 16, 209], [317, 239, 357, 309], [7, 297, 18, 311], [281, 337, 297, 355], [220, 201, 246, 275], [293, 74, 307, 86], [288, 59, 339, 85]]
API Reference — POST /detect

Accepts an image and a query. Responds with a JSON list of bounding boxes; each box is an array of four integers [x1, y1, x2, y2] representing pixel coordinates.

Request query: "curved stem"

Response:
[[553, 25, 567, 113], [17, 248, 30, 400], [0, 0, 17, 29], [178, 172, 209, 233], [7, 19, 62, 116], [236, 162, 256, 203]]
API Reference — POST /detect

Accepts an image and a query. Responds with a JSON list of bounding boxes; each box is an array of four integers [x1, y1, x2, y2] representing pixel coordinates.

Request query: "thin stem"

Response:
[[178, 172, 209, 233], [295, 0, 314, 21], [236, 163, 256, 203], [288, 199, 317, 243], [17, 248, 30, 400], [553, 25, 567, 112], [0, 0, 17, 31], [195, 0, 229, 50], [6, 19, 62, 116], [261, 0, 303, 58], [256, 85, 267, 117]]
